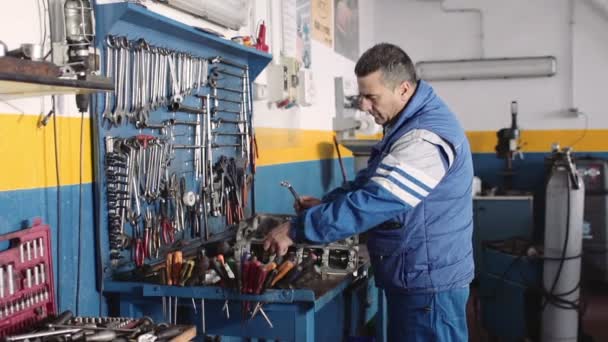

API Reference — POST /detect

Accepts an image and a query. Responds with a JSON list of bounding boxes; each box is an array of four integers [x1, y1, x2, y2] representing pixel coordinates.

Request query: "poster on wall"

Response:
[[311, 0, 333, 47], [334, 0, 359, 61], [297, 0, 312, 68]]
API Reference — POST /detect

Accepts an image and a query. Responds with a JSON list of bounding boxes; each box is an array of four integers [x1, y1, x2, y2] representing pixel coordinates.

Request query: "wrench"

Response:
[[102, 36, 116, 125], [280, 181, 300, 202]]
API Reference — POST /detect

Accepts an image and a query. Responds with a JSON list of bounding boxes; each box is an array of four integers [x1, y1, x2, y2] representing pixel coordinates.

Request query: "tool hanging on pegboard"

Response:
[[101, 35, 256, 269]]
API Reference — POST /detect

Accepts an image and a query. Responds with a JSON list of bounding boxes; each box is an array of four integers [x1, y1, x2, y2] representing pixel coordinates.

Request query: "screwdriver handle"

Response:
[[261, 269, 278, 293], [271, 261, 295, 287], [254, 267, 269, 295], [166, 253, 174, 286]]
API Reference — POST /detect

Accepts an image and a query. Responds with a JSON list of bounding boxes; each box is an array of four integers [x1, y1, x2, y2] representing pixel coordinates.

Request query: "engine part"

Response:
[[234, 214, 359, 277]]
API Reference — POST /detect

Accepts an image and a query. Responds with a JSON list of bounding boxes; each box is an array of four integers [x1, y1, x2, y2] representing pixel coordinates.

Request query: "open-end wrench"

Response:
[[280, 181, 300, 203], [102, 36, 116, 125]]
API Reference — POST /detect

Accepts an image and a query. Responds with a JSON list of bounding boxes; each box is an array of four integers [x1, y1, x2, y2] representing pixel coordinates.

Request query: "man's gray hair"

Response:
[[355, 43, 418, 89]]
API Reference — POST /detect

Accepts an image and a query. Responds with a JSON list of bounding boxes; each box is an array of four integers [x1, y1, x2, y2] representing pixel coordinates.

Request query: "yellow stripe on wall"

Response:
[[0, 113, 93, 191], [467, 129, 608, 153], [255, 128, 353, 166], [255, 128, 608, 166]]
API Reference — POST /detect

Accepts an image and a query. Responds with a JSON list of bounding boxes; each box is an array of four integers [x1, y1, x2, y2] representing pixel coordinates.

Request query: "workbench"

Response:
[[103, 253, 385, 342], [89, 4, 385, 341]]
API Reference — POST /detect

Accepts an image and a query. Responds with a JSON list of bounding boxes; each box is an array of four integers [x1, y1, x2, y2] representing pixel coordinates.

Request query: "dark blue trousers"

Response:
[[386, 287, 469, 341]]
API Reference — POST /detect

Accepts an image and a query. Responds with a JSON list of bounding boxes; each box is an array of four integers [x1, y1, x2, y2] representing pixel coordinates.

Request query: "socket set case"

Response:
[[0, 218, 55, 338]]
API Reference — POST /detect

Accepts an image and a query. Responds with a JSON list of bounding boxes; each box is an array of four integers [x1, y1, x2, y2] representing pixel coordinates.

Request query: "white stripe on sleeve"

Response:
[[371, 176, 421, 207], [375, 167, 429, 197]]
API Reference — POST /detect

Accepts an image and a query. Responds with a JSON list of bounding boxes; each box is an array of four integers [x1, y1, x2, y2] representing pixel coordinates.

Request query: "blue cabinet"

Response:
[[473, 196, 534, 274]]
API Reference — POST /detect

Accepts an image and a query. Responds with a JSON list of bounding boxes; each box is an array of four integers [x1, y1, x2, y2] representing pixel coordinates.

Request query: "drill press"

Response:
[[495, 101, 522, 193]]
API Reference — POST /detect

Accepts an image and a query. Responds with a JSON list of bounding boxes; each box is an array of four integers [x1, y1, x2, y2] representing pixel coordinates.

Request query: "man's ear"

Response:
[[399, 81, 412, 101]]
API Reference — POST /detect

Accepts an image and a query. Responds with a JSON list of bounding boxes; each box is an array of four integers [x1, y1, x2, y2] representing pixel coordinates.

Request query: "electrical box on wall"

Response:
[[267, 56, 300, 102], [297, 68, 314, 106]]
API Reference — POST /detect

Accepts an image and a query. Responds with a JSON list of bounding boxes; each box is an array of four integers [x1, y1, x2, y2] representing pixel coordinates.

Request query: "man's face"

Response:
[[357, 70, 410, 126]]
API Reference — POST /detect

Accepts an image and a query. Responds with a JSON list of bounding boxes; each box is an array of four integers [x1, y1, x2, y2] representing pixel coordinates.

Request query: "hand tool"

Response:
[[169, 101, 206, 114], [4, 328, 83, 341], [194, 250, 210, 334], [283, 253, 318, 288], [102, 36, 117, 125], [333, 136, 348, 183], [211, 67, 245, 79], [204, 94, 242, 105], [271, 258, 296, 287], [133, 222, 145, 267], [8, 263, 14, 295], [171, 251, 183, 286], [41, 263, 46, 284], [26, 268, 32, 288], [213, 255, 232, 319], [161, 217, 175, 244], [84, 330, 118, 341], [34, 265, 39, 285], [250, 301, 274, 328], [155, 326, 183, 340], [39, 237, 44, 257], [144, 210, 152, 259], [165, 253, 174, 286], [178, 260, 195, 286], [280, 181, 300, 204], [173, 297, 178, 324], [47, 324, 137, 333]]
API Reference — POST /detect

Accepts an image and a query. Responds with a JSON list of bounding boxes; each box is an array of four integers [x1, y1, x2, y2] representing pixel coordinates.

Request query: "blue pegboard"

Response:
[[89, 5, 383, 342], [91, 2, 272, 285]]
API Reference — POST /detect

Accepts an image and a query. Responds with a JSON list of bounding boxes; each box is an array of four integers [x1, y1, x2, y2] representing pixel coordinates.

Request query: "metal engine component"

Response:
[[234, 214, 360, 277]]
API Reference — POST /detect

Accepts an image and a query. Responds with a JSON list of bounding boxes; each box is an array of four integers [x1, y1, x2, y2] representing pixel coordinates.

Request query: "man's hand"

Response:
[[294, 196, 322, 214], [263, 221, 294, 257]]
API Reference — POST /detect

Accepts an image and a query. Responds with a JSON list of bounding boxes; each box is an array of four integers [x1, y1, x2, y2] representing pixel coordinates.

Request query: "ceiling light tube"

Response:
[[416, 56, 557, 81]]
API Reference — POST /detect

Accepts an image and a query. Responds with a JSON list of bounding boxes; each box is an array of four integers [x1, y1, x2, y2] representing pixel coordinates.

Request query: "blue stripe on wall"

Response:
[[472, 152, 608, 191], [255, 158, 355, 214], [0, 184, 101, 316]]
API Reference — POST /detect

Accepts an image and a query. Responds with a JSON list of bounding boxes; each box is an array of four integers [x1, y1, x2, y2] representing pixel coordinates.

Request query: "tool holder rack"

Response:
[[93, 2, 271, 277], [92, 3, 383, 341], [0, 219, 56, 338]]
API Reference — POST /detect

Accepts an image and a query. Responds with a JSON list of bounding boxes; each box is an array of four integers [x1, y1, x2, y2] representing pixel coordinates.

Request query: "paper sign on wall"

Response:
[[311, 0, 333, 47]]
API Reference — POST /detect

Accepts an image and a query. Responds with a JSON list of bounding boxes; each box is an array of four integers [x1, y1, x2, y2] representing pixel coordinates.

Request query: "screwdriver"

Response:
[[172, 251, 184, 286], [257, 261, 278, 294], [156, 326, 183, 339], [196, 250, 210, 335], [226, 257, 240, 291], [240, 255, 252, 294], [213, 255, 232, 318], [165, 253, 174, 286], [271, 259, 296, 287], [282, 253, 319, 288], [260, 254, 283, 291], [178, 260, 195, 286], [247, 257, 261, 294]]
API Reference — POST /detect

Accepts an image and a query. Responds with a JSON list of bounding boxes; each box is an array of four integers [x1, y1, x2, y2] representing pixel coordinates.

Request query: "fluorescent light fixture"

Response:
[[160, 0, 249, 30], [416, 56, 557, 81]]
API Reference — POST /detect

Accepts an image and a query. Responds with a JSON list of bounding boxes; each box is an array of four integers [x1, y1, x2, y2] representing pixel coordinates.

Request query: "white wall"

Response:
[[1, 0, 374, 128], [0, 1, 57, 116], [253, 0, 369, 131], [373, 0, 608, 132]]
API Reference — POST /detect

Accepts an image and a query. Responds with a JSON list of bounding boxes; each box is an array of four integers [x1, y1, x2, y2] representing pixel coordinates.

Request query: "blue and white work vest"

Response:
[[292, 80, 474, 293]]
